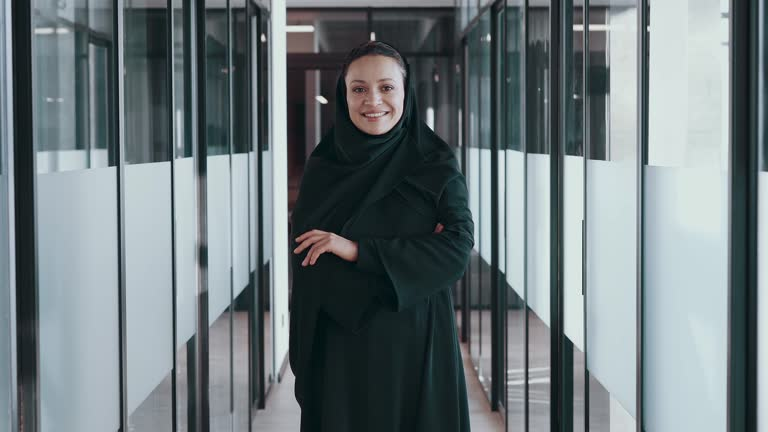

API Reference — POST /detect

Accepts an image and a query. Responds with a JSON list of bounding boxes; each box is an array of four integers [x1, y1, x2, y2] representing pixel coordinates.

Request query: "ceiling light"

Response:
[[287, 25, 315, 33], [315, 95, 328, 105], [370, 32, 376, 41]]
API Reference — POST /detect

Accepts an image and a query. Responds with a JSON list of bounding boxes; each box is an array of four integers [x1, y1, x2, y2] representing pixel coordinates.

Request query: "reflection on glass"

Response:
[[33, 2, 121, 430], [757, 1, 767, 429], [125, 6, 170, 164], [564, 2, 585, 431], [585, 1, 639, 429], [645, 0, 729, 430], [478, 12, 493, 399], [527, 3, 551, 431], [0, 3, 11, 428], [505, 1, 526, 430], [206, 2, 233, 431], [467, 25, 482, 375], [33, 1, 115, 173]]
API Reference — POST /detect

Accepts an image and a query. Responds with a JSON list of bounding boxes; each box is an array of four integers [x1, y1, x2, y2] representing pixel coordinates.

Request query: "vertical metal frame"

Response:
[[490, 0, 504, 412], [113, 0, 129, 429], [225, 0, 236, 424], [461, 38, 471, 344], [166, 0, 181, 430], [581, 1, 590, 431], [10, 1, 39, 430], [194, 0, 212, 428], [636, 0, 648, 429], [727, 0, 758, 430], [548, 0, 563, 430]]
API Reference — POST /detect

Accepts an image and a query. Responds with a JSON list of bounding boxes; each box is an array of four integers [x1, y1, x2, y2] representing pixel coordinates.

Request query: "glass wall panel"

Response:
[[644, 0, 729, 430], [466, 26, 482, 375], [0, 1, 11, 428], [504, 1, 526, 430], [563, 2, 585, 430], [123, 2, 174, 430], [231, 1, 251, 429], [526, 4, 551, 430], [206, 2, 233, 431], [478, 12, 493, 397], [173, 0, 196, 430], [33, 2, 121, 431], [34, 2, 115, 174], [758, 1, 767, 429], [584, 2, 638, 430], [249, 4, 262, 410]]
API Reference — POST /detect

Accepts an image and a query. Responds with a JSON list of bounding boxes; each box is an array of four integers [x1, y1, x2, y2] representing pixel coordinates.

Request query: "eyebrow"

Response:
[[349, 78, 396, 84]]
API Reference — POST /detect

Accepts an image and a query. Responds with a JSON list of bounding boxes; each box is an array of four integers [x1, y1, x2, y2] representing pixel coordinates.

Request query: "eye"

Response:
[[352, 87, 366, 94], [382, 85, 395, 92]]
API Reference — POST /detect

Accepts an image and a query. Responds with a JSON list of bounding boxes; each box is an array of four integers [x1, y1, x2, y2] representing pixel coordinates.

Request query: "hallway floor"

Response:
[[251, 343, 505, 431]]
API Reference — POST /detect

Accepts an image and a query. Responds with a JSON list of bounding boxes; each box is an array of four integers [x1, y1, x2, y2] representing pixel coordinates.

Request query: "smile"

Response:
[[363, 112, 388, 118]]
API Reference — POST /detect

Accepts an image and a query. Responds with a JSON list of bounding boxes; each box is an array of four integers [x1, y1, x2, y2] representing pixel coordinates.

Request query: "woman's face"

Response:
[[345, 55, 405, 136]]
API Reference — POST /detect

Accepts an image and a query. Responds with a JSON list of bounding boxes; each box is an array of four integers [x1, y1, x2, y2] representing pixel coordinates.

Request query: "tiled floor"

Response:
[[251, 343, 505, 432]]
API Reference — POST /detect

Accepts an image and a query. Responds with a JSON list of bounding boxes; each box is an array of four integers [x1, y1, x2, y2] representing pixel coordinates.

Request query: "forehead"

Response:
[[345, 55, 403, 84]]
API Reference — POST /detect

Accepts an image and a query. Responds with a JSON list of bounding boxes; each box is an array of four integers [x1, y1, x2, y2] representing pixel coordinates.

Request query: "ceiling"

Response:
[[286, 0, 455, 7]]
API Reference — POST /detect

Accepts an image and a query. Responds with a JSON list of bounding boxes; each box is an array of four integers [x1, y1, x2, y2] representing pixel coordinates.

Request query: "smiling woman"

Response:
[[289, 41, 475, 432]]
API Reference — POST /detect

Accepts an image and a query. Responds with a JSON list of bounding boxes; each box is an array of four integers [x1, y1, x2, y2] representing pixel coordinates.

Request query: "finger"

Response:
[[309, 241, 329, 265], [295, 229, 323, 243], [303, 241, 324, 266], [293, 234, 324, 254]]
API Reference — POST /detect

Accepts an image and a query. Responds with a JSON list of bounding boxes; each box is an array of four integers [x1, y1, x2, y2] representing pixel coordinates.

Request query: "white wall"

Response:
[[563, 156, 583, 351], [208, 155, 232, 324], [271, 0, 290, 377], [505, 150, 525, 300], [175, 157, 198, 347]]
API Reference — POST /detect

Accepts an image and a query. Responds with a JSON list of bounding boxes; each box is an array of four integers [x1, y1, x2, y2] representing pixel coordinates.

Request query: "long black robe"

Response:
[[290, 51, 474, 431]]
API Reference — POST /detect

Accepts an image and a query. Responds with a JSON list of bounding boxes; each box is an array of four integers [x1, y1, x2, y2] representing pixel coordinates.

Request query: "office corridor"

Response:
[[251, 344, 505, 432]]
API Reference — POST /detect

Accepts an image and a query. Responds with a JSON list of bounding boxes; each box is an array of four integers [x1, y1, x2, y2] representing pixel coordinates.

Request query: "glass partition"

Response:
[[644, 0, 729, 430], [526, 4, 551, 429], [563, 2, 585, 430], [205, 2, 233, 430], [585, 1, 638, 430], [123, 2, 174, 430], [32, 2, 121, 431], [504, 1, 526, 430]]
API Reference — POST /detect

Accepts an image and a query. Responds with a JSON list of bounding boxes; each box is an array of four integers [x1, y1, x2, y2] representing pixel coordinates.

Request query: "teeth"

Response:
[[364, 112, 387, 118]]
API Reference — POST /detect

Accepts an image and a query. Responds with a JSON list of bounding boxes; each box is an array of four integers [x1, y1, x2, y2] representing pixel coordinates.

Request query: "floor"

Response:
[[250, 343, 505, 432]]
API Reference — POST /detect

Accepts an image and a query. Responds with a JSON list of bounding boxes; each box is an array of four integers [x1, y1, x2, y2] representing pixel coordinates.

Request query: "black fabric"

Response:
[[290, 53, 474, 432]]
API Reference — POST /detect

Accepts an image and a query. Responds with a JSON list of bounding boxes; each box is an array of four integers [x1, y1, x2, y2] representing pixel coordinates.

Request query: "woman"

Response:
[[289, 41, 474, 432]]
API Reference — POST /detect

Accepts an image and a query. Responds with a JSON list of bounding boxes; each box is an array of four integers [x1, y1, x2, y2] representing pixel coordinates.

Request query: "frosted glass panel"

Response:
[[644, 167, 727, 431], [0, 167, 10, 432], [586, 160, 637, 417], [125, 162, 174, 415], [175, 157, 197, 347], [38, 168, 120, 432], [232, 154, 249, 295], [563, 156, 583, 350], [759, 173, 767, 432], [526, 154, 550, 326], [250, 152, 258, 271], [480, 148, 492, 262], [262, 148, 273, 264], [469, 147, 480, 252], [208, 154, 232, 323], [505, 151, 525, 298]]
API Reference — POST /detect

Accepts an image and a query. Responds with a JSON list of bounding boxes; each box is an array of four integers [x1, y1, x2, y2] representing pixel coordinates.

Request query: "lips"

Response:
[[362, 111, 389, 119]]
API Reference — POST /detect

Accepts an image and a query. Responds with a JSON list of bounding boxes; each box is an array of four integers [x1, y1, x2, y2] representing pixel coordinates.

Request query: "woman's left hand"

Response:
[[293, 230, 359, 266]]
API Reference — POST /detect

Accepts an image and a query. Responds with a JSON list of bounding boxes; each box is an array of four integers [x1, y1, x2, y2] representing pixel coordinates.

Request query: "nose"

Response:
[[364, 89, 382, 106]]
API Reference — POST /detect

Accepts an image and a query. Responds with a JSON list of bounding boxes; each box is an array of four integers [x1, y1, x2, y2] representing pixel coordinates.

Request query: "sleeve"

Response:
[[292, 243, 392, 333], [355, 175, 475, 311]]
